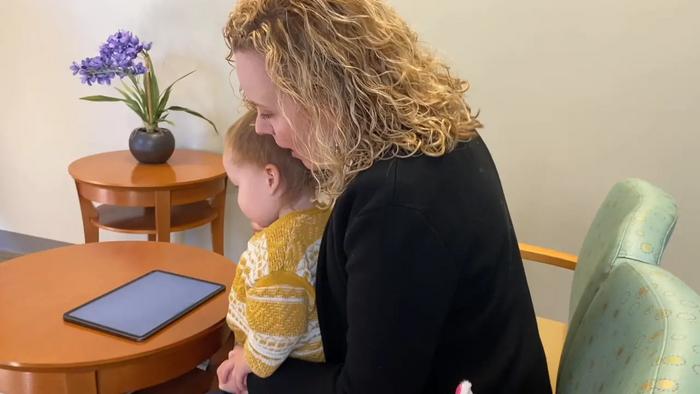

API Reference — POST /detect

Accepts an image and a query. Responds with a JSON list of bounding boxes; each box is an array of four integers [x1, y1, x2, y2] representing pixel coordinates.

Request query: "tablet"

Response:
[[64, 270, 225, 341]]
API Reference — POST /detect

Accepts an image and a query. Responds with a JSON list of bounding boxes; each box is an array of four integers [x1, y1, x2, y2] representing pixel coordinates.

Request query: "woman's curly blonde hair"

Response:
[[225, 0, 482, 198]]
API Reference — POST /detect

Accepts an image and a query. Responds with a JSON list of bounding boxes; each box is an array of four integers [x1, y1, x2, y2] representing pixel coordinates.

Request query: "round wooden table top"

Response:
[[68, 149, 225, 188], [0, 241, 235, 371]]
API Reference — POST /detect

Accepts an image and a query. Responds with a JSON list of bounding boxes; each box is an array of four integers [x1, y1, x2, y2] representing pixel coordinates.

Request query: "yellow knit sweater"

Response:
[[226, 207, 330, 378]]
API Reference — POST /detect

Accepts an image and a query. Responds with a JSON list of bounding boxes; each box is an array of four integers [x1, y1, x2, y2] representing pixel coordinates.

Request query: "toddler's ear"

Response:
[[264, 164, 282, 194]]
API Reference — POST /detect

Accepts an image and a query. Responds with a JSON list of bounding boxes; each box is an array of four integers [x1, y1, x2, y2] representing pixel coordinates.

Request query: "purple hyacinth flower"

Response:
[[71, 29, 149, 85], [133, 63, 148, 74]]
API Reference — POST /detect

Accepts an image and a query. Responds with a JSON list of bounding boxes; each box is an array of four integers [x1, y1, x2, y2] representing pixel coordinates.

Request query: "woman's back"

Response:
[[314, 135, 552, 393]]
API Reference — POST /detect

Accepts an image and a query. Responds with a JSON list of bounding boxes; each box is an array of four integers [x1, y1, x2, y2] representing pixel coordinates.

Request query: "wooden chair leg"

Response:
[[148, 234, 156, 241], [210, 183, 227, 255], [76, 183, 99, 243], [155, 191, 171, 243]]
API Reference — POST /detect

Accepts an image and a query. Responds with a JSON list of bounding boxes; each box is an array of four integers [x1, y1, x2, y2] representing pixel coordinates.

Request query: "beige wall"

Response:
[[1, 0, 698, 321], [0, 0, 253, 257]]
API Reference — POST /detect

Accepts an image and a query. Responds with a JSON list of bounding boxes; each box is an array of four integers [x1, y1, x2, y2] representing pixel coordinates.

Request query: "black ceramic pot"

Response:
[[128, 127, 175, 164]]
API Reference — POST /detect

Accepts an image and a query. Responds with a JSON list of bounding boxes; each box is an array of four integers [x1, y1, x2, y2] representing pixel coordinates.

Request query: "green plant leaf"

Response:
[[124, 101, 148, 122], [167, 105, 218, 134], [142, 52, 159, 123], [157, 70, 196, 115], [149, 73, 159, 115], [120, 81, 144, 109], [127, 74, 149, 118], [115, 87, 143, 111], [114, 87, 147, 120], [155, 89, 170, 120], [80, 95, 146, 122], [127, 74, 145, 97], [150, 69, 159, 102], [80, 95, 125, 102]]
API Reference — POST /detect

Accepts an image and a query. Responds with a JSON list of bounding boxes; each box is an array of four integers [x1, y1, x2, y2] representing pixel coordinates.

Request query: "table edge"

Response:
[[67, 149, 226, 189], [70, 173, 227, 190], [0, 320, 227, 372]]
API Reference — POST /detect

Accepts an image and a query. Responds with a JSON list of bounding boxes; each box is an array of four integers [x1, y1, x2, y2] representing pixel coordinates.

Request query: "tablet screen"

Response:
[[64, 270, 225, 341]]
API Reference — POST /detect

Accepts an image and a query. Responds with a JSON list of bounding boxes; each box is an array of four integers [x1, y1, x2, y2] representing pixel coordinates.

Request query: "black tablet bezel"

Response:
[[63, 270, 225, 342]]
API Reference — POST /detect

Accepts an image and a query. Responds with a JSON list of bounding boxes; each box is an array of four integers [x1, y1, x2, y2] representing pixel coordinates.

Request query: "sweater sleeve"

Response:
[[248, 205, 459, 393], [244, 272, 312, 378]]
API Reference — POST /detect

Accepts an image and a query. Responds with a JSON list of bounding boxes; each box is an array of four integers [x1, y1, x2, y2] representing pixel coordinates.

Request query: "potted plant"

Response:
[[70, 30, 217, 164]]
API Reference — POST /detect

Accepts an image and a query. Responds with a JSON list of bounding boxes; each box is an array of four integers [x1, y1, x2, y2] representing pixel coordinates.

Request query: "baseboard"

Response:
[[0, 230, 73, 254]]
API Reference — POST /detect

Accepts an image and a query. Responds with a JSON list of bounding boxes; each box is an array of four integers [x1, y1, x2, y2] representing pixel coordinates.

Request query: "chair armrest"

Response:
[[519, 243, 577, 270]]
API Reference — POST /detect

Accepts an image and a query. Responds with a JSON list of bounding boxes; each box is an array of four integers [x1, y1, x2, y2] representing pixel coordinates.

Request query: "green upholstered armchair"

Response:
[[519, 178, 680, 389], [557, 259, 700, 393]]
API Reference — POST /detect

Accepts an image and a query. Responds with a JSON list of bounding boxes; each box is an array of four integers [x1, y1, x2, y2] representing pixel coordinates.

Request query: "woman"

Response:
[[221, 0, 551, 393]]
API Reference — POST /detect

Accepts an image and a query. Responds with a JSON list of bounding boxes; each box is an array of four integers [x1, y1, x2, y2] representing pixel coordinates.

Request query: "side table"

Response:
[[68, 149, 227, 254], [0, 241, 236, 394]]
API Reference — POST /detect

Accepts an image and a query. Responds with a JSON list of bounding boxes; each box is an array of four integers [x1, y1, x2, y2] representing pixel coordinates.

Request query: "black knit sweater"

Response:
[[248, 135, 551, 394]]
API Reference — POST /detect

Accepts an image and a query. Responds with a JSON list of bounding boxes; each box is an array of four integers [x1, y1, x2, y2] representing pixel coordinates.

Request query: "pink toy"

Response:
[[455, 380, 474, 394]]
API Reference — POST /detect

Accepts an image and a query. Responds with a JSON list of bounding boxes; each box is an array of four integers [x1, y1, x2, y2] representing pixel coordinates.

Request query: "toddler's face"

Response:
[[223, 149, 281, 228]]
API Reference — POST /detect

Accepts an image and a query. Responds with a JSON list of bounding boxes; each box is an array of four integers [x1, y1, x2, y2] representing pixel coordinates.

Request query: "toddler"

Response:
[[217, 110, 329, 393]]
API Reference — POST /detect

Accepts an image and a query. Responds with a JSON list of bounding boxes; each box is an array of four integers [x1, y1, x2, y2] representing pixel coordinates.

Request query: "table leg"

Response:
[[155, 190, 171, 243], [210, 181, 227, 255], [76, 182, 99, 243]]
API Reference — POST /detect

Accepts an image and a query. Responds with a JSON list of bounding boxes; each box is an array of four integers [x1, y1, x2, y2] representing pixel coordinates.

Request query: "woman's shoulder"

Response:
[[328, 135, 515, 269], [339, 136, 497, 215]]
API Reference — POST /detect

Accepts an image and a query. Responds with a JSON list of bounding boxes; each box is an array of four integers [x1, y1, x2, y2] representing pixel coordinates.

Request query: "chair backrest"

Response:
[[557, 259, 700, 393], [569, 178, 678, 326]]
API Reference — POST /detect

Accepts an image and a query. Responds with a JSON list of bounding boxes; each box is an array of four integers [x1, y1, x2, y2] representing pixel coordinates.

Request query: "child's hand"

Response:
[[230, 345, 252, 393], [216, 356, 237, 392]]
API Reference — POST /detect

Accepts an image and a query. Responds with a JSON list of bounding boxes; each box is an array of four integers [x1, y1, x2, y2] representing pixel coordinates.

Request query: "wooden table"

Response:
[[0, 241, 236, 394], [68, 150, 227, 255]]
